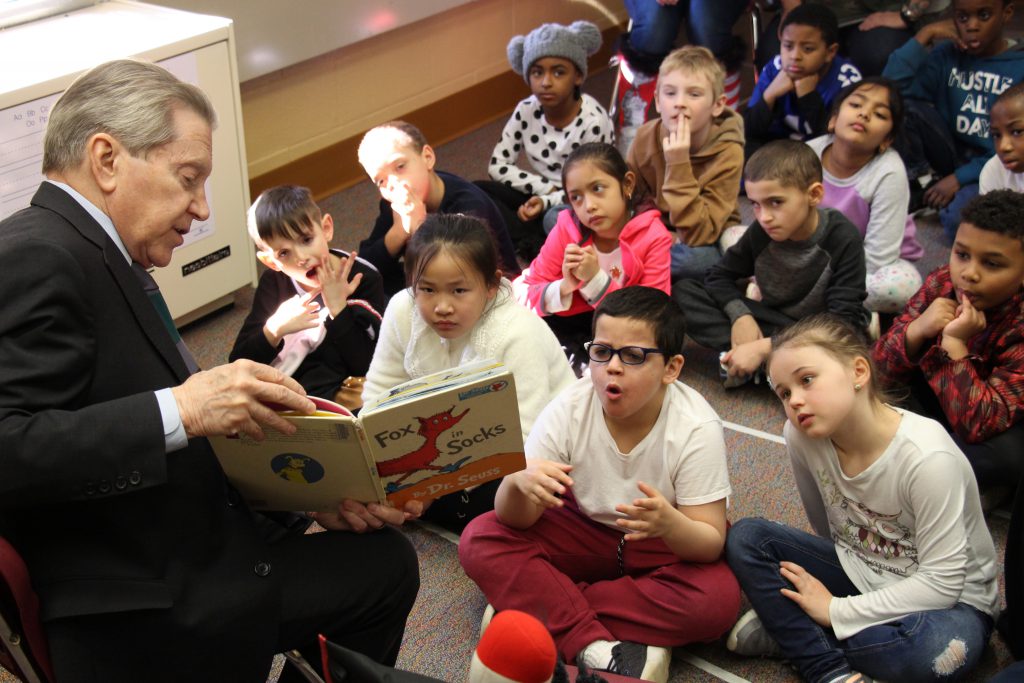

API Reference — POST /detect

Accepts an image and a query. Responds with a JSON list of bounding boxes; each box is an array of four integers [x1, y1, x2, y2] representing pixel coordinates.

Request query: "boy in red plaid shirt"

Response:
[[874, 189, 1024, 505]]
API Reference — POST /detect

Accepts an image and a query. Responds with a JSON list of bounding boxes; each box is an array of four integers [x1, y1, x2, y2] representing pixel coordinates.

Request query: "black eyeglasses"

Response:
[[584, 342, 664, 365]]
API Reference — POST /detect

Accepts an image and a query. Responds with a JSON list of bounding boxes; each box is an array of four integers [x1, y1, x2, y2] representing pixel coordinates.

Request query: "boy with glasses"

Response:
[[459, 286, 739, 683]]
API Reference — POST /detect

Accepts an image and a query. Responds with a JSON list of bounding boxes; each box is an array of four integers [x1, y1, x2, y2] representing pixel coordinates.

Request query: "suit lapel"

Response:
[[31, 184, 191, 383]]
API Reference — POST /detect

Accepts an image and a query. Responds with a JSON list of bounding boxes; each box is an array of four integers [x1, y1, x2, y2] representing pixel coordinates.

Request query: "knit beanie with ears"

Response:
[[507, 20, 602, 84]]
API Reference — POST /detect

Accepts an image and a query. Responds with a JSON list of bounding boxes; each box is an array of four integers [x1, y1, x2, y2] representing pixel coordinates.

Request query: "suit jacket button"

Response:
[[129, 471, 142, 486], [114, 476, 128, 491], [254, 561, 271, 577], [98, 480, 111, 494], [84, 483, 95, 496]]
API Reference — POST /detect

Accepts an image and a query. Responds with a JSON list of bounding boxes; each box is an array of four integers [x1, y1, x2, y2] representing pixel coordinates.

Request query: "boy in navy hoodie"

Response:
[[884, 0, 1024, 241]]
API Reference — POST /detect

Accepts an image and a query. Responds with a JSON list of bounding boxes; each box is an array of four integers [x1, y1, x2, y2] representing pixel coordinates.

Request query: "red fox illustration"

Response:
[[375, 406, 469, 484]]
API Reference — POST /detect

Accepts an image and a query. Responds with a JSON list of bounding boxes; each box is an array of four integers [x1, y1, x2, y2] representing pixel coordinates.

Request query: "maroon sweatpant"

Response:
[[458, 497, 741, 662]]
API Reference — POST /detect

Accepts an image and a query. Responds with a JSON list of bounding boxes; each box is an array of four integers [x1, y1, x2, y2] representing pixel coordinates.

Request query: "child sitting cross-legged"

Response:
[[230, 185, 385, 403], [726, 313, 999, 683], [873, 189, 1024, 508], [673, 139, 869, 388], [459, 286, 740, 683], [627, 45, 746, 282]]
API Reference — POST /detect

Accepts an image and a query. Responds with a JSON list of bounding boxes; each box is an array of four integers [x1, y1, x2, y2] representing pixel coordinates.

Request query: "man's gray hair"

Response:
[[42, 59, 216, 174]]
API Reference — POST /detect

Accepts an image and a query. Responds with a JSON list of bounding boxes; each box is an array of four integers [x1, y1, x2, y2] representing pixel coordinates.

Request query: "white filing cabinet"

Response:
[[0, 0, 256, 323]]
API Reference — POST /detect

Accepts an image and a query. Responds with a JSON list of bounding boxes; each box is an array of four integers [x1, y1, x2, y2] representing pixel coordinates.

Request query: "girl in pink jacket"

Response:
[[516, 142, 672, 371]]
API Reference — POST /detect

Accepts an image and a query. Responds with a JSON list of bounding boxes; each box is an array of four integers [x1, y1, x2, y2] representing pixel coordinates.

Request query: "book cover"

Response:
[[211, 361, 525, 511]]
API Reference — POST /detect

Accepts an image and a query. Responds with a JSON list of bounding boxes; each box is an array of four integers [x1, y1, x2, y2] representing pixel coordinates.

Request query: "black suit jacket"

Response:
[[0, 184, 282, 679]]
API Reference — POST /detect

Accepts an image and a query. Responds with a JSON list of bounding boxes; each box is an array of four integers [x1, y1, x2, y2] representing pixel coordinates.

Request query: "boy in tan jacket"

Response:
[[627, 45, 745, 282]]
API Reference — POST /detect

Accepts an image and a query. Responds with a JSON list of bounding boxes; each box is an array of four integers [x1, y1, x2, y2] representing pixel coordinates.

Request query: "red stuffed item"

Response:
[[469, 610, 557, 683]]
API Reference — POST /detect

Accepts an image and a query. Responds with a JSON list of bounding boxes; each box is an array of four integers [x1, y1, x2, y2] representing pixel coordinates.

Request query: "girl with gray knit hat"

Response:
[[476, 20, 614, 261]]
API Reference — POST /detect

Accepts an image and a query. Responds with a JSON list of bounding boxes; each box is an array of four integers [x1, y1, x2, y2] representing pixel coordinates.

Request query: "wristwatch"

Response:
[[900, 3, 922, 28]]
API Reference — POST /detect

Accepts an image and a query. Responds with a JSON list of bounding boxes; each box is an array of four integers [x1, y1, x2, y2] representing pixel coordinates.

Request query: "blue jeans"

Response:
[[940, 182, 979, 244], [670, 242, 721, 282], [624, 0, 748, 61], [726, 518, 992, 683]]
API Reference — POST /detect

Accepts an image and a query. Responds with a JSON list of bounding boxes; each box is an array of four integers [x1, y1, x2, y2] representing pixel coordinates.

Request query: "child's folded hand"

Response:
[[944, 295, 987, 343], [662, 117, 691, 164], [924, 174, 960, 209], [912, 297, 958, 340], [572, 245, 599, 283], [513, 459, 573, 509], [517, 196, 545, 221], [792, 72, 820, 99]]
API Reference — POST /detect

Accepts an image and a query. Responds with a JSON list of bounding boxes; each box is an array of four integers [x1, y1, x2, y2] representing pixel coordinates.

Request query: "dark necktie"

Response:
[[131, 262, 200, 374]]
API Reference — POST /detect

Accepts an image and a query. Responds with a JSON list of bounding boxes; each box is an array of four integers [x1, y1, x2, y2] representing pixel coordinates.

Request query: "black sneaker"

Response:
[[604, 642, 670, 683]]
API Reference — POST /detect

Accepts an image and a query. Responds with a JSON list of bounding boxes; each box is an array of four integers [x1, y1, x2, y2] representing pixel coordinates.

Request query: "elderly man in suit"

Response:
[[0, 59, 419, 683]]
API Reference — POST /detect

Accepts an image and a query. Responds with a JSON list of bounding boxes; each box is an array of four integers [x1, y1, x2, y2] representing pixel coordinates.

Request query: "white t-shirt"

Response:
[[786, 408, 999, 641], [525, 378, 732, 530], [979, 154, 1024, 194]]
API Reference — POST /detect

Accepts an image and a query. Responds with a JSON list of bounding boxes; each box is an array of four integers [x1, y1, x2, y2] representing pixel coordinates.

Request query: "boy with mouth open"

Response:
[[744, 3, 862, 160], [883, 0, 1024, 240], [459, 286, 739, 683], [874, 189, 1024, 505], [231, 185, 385, 402]]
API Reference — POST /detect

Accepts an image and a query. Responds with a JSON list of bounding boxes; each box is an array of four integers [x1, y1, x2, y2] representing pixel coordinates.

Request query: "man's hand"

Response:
[[860, 10, 905, 31], [509, 459, 574, 509], [615, 481, 681, 541], [317, 251, 363, 318], [264, 293, 320, 347], [780, 561, 833, 627], [171, 360, 315, 441], [518, 196, 545, 221], [662, 114, 691, 165], [311, 498, 424, 533], [924, 174, 960, 209]]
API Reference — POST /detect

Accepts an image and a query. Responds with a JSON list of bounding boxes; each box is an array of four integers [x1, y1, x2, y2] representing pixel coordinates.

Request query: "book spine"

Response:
[[354, 421, 387, 504]]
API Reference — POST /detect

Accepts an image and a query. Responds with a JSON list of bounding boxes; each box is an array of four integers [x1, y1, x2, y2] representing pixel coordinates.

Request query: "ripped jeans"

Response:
[[726, 518, 993, 683]]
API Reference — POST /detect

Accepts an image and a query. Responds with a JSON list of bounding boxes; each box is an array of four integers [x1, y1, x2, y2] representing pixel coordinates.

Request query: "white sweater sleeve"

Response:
[[361, 292, 414, 407], [829, 451, 974, 640], [861, 156, 910, 275]]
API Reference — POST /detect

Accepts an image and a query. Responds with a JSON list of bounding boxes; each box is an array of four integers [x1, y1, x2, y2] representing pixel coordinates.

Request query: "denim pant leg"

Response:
[[624, 0, 684, 57], [896, 99, 959, 180], [940, 182, 979, 244], [687, 0, 748, 63], [841, 604, 992, 683], [670, 242, 721, 282], [726, 518, 861, 683]]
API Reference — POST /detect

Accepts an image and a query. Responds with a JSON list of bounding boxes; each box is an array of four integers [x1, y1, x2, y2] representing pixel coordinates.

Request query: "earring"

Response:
[[854, 384, 862, 392]]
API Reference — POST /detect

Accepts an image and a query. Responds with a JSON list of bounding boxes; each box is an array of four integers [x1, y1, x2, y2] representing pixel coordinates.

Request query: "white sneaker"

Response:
[[726, 609, 783, 658], [479, 603, 495, 638], [579, 640, 672, 683]]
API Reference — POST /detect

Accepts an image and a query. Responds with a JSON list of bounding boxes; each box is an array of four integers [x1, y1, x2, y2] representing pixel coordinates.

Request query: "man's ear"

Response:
[[88, 133, 120, 193], [256, 250, 281, 271], [321, 213, 335, 243], [663, 354, 684, 384]]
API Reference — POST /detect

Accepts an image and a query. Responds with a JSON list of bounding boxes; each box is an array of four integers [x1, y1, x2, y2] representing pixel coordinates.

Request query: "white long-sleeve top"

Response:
[[363, 282, 576, 441], [785, 408, 999, 641], [487, 94, 614, 210]]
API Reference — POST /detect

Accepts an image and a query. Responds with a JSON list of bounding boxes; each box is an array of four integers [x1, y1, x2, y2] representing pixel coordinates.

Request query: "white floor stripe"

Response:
[[678, 651, 752, 683], [722, 420, 786, 445]]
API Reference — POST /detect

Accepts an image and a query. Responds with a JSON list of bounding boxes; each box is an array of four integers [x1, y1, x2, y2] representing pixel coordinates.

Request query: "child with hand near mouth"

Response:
[[230, 185, 385, 403], [459, 287, 739, 683], [874, 189, 1024, 504], [627, 45, 746, 282], [745, 3, 862, 160], [883, 0, 1024, 241], [981, 82, 1024, 193]]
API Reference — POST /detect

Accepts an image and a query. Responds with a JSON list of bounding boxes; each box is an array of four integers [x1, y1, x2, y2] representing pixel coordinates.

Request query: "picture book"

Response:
[[210, 360, 525, 511]]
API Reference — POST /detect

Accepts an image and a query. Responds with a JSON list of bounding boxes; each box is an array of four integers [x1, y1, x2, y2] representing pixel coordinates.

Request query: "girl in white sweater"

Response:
[[725, 314, 998, 683], [364, 213, 575, 531]]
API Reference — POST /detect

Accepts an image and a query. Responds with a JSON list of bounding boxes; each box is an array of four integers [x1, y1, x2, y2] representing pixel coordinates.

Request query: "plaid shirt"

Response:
[[873, 265, 1024, 444]]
